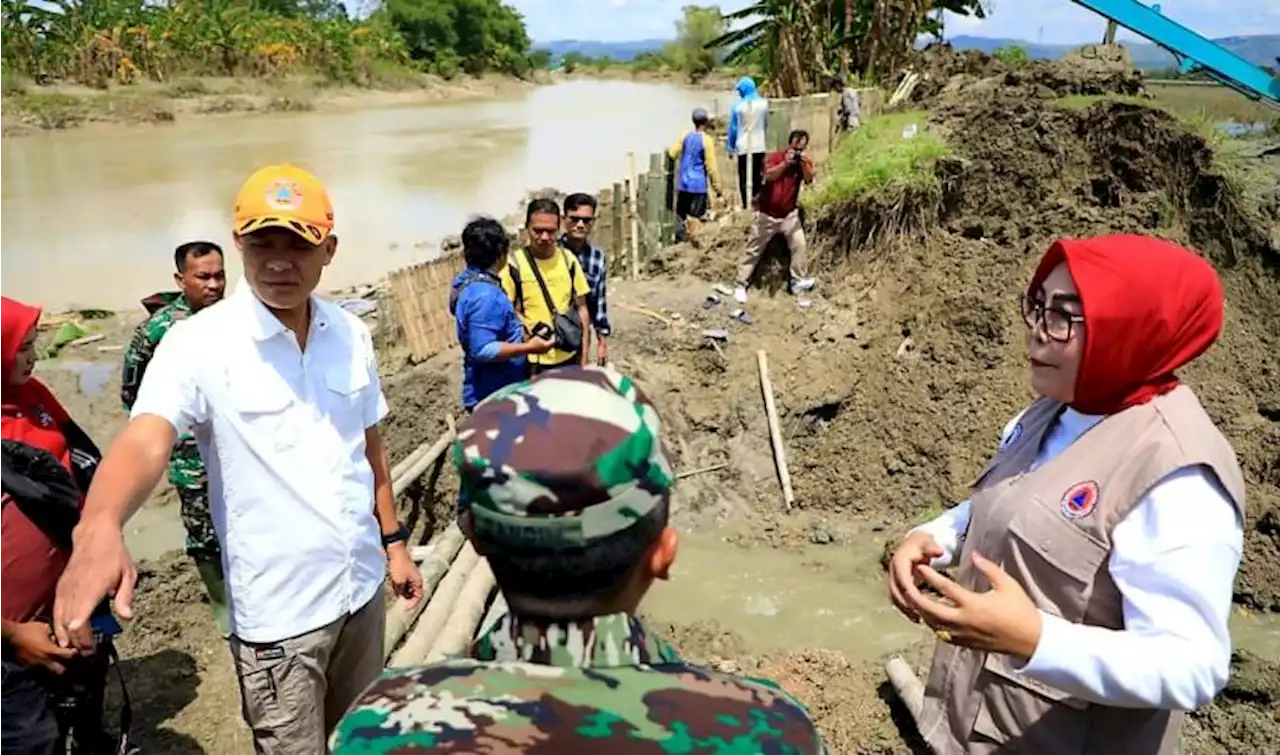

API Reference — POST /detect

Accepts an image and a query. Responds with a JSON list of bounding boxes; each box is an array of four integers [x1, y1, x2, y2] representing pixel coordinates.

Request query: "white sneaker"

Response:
[[733, 285, 748, 304], [791, 277, 815, 293]]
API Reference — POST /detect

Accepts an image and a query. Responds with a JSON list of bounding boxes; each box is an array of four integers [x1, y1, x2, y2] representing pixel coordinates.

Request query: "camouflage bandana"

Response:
[[453, 366, 673, 550]]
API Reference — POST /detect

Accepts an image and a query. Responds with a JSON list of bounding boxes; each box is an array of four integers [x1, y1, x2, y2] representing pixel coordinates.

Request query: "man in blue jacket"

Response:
[[668, 107, 723, 242], [449, 217, 552, 411]]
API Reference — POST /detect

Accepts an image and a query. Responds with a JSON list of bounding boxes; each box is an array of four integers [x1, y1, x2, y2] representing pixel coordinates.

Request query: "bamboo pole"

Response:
[[424, 559, 496, 662], [477, 590, 508, 639], [390, 440, 431, 483], [389, 544, 481, 666], [677, 462, 728, 479], [383, 523, 466, 659], [885, 656, 925, 726], [628, 152, 639, 280], [756, 350, 794, 511], [611, 182, 624, 258], [392, 426, 456, 498]]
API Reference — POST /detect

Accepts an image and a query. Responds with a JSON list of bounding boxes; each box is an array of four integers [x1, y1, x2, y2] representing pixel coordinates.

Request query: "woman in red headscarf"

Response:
[[886, 236, 1244, 755], [2, 295, 110, 753]]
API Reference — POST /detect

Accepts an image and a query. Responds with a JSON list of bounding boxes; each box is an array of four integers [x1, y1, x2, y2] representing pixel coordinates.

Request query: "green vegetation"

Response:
[[1055, 86, 1277, 129], [1146, 83, 1279, 126], [711, 0, 987, 96], [808, 110, 949, 209], [992, 44, 1030, 68], [554, 5, 744, 83], [1053, 87, 1277, 147], [1, 0, 541, 89]]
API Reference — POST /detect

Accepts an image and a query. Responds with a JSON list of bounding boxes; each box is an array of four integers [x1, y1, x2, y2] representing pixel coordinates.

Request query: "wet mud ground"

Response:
[[33, 55, 1280, 753]]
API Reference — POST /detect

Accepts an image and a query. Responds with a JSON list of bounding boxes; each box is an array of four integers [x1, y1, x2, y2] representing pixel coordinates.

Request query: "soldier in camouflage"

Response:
[[120, 241, 228, 635], [331, 366, 827, 754]]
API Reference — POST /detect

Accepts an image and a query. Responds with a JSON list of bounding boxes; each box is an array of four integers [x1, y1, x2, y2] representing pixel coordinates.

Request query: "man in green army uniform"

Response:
[[330, 366, 827, 753], [120, 241, 228, 634]]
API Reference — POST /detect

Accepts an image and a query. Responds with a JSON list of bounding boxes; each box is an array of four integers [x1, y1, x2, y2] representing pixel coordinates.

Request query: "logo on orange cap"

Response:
[[234, 165, 334, 245]]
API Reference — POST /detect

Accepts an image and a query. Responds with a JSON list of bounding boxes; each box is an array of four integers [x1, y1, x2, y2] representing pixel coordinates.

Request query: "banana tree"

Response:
[[710, 0, 988, 95]]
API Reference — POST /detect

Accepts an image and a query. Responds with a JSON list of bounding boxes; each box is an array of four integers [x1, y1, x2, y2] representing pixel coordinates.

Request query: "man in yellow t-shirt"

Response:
[[501, 197, 591, 375]]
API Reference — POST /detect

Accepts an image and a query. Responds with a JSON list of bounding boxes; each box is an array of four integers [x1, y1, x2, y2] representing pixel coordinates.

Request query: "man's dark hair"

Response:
[[563, 193, 597, 215], [830, 75, 845, 90], [175, 241, 222, 273], [461, 217, 510, 269], [525, 197, 561, 224], [788, 129, 810, 145], [478, 496, 670, 618]]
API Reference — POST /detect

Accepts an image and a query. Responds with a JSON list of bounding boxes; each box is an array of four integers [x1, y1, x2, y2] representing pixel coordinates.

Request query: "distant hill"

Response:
[[534, 34, 1279, 71], [935, 34, 1279, 71], [534, 39, 667, 62]]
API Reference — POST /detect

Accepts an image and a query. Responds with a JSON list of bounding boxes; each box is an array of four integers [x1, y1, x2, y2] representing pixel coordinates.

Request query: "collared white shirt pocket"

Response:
[[323, 362, 373, 439], [228, 372, 298, 452]]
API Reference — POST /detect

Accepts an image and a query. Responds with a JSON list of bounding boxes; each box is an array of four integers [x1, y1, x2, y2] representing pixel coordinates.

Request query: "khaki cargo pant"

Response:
[[735, 209, 809, 286], [229, 593, 384, 755]]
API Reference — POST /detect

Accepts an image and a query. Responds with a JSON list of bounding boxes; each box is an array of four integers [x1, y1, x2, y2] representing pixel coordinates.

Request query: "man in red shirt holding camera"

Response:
[[733, 129, 817, 304]]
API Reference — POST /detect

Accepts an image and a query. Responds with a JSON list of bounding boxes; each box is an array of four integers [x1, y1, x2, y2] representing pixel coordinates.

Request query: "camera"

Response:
[[531, 323, 555, 342]]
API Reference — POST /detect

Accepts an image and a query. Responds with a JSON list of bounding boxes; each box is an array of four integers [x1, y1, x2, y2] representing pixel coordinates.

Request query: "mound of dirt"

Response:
[[380, 359, 466, 542], [1186, 650, 1280, 753], [905, 43, 1008, 105], [906, 43, 1144, 109]]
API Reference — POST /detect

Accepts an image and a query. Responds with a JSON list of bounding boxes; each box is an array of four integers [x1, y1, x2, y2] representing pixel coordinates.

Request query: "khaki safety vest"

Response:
[[919, 385, 1245, 755]]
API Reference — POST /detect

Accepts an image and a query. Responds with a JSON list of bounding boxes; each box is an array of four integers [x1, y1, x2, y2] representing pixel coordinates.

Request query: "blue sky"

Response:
[[510, 0, 1280, 45]]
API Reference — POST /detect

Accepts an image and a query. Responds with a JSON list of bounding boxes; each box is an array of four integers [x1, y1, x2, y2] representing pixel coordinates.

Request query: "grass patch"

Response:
[[808, 110, 949, 210], [1147, 82, 1278, 126]]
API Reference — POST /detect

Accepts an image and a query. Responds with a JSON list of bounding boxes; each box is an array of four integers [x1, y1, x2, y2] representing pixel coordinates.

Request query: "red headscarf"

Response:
[[2, 296, 73, 470], [1027, 235, 1224, 416]]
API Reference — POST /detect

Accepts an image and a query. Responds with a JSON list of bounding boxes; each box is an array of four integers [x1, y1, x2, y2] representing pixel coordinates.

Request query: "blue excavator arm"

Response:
[[1070, 0, 1280, 108]]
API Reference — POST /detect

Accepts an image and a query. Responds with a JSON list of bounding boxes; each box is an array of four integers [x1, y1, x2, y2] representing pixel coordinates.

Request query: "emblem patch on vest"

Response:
[[999, 421, 1024, 452], [1061, 481, 1099, 519]]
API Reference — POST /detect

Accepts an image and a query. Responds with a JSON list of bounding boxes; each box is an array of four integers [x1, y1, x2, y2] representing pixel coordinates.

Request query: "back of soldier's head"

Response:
[[453, 367, 675, 619]]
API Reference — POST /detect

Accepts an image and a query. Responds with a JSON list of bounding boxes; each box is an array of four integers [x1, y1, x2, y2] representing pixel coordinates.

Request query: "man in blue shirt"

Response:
[[668, 108, 723, 242], [449, 217, 552, 410]]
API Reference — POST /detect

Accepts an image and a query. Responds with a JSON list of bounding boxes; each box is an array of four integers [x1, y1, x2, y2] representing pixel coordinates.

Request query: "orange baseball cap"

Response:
[[232, 164, 335, 244]]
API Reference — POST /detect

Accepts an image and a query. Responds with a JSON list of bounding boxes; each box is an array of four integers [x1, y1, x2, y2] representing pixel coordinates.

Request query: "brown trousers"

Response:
[[736, 209, 809, 286], [229, 592, 385, 755]]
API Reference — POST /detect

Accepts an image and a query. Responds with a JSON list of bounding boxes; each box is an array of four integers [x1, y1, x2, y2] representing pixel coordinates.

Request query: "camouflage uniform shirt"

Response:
[[121, 292, 219, 560], [332, 610, 826, 753]]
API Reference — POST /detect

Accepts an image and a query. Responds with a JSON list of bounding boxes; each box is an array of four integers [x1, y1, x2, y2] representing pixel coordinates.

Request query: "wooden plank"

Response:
[[757, 349, 794, 511], [647, 163, 665, 250], [611, 182, 624, 262], [648, 153, 666, 246], [627, 153, 639, 280]]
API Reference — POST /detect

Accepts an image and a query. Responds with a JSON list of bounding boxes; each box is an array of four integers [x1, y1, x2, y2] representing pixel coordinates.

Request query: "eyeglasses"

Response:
[[1020, 294, 1084, 343], [566, 216, 595, 227]]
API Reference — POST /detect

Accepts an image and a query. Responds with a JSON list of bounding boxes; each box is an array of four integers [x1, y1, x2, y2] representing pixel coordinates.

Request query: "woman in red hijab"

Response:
[[2, 295, 109, 753], [886, 236, 1245, 754]]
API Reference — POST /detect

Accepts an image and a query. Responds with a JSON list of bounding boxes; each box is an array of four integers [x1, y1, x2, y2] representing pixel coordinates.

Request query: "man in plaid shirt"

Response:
[[560, 193, 612, 366]]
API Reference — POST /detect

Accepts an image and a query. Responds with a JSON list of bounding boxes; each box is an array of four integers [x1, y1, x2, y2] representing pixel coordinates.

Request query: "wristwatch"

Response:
[[381, 523, 410, 547]]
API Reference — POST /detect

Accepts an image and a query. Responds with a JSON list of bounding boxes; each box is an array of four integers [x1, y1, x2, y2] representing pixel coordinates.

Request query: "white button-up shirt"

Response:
[[131, 284, 389, 643]]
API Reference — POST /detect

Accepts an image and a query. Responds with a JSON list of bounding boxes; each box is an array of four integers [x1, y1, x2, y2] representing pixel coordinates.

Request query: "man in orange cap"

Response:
[[52, 165, 425, 753]]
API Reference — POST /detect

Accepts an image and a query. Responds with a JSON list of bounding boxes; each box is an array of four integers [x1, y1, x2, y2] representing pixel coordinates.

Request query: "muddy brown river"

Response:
[[2, 80, 724, 311]]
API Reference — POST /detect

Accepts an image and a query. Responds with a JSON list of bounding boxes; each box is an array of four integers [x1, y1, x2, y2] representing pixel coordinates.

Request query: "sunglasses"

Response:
[[565, 216, 595, 227]]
